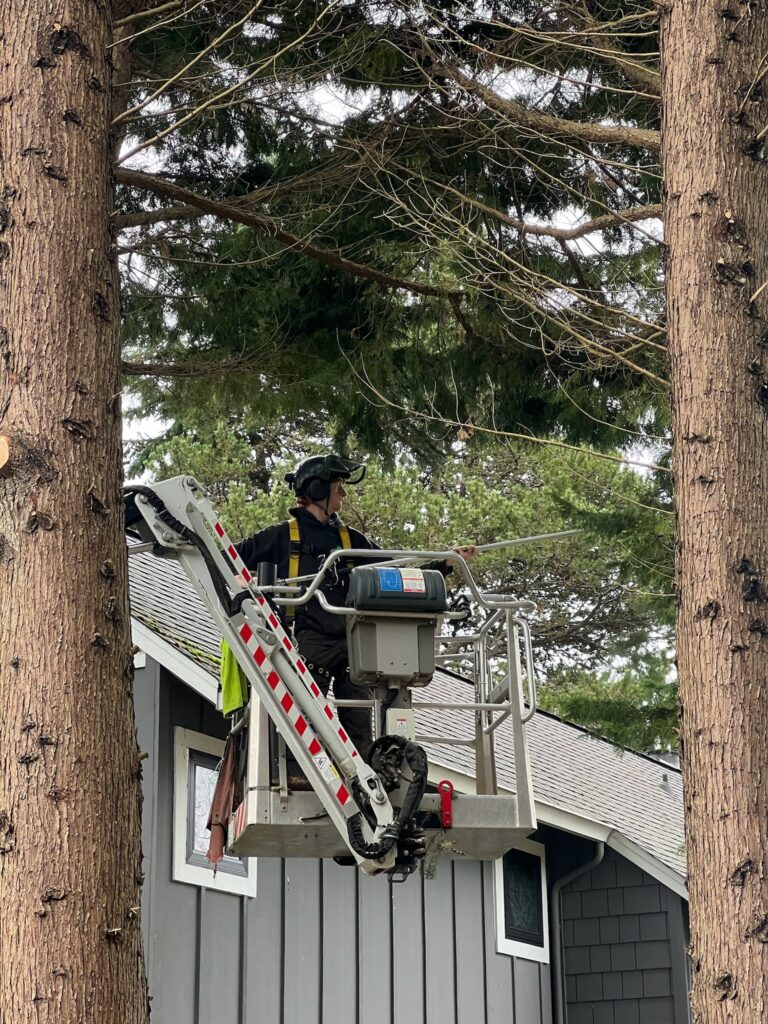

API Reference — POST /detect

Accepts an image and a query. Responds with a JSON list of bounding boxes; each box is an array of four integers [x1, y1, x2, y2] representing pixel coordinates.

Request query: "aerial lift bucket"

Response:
[[126, 476, 538, 878]]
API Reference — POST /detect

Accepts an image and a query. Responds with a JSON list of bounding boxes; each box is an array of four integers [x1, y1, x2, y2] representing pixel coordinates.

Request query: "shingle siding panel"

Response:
[[561, 850, 688, 1024], [610, 944, 637, 972], [576, 973, 603, 1002], [639, 996, 675, 1024], [639, 913, 668, 942], [589, 945, 612, 973], [581, 890, 609, 918], [623, 971, 644, 999], [599, 917, 620, 945], [615, 862, 644, 887], [563, 892, 583, 920], [602, 973, 623, 1000], [620, 916, 640, 943], [624, 885, 660, 915], [592, 1003, 614, 1024], [607, 890, 624, 916], [635, 941, 671, 971], [590, 862, 617, 889], [573, 918, 601, 946], [566, 946, 591, 974], [620, 1000, 640, 1024], [643, 969, 672, 998]]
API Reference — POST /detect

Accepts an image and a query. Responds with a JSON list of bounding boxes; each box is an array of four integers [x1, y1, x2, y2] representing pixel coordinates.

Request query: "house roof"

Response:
[[128, 544, 686, 895]]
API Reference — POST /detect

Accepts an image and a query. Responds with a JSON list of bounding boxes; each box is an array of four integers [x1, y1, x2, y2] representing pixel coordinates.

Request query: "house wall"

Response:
[[561, 848, 690, 1024], [134, 659, 552, 1024], [133, 656, 689, 1024]]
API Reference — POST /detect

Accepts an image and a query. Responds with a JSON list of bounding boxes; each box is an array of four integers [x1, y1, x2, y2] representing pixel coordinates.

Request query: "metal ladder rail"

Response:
[[130, 478, 398, 866]]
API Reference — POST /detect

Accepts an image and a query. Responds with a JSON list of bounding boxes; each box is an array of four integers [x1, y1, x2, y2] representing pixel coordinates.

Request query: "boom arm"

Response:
[[126, 476, 402, 873]]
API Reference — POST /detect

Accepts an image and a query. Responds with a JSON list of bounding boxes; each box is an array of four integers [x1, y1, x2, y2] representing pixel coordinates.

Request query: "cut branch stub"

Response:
[[0, 435, 11, 477]]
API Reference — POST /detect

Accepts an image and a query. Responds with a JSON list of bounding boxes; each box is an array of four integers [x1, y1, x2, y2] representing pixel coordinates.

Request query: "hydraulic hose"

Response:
[[346, 736, 428, 860], [124, 485, 236, 618]]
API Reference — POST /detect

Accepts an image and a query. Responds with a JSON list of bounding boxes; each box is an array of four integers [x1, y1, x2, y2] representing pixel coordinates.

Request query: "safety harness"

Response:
[[287, 514, 352, 619], [221, 515, 354, 713]]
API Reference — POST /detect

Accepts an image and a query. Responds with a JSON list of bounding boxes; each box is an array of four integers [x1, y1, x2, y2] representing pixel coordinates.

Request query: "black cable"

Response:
[[346, 737, 428, 861], [124, 485, 236, 618]]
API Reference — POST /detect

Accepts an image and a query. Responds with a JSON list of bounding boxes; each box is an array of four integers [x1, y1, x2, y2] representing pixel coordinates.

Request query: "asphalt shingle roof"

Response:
[[128, 545, 685, 882]]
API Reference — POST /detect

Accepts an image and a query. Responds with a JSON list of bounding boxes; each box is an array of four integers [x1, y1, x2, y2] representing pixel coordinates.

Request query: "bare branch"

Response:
[[574, 2, 661, 95], [444, 66, 660, 152], [116, 205, 202, 229], [115, 169, 454, 299], [382, 158, 661, 239], [346, 357, 671, 476], [114, 0, 186, 27]]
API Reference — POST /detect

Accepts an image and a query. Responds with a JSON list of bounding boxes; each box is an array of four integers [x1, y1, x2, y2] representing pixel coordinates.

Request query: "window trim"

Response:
[[494, 838, 549, 962], [172, 727, 257, 897]]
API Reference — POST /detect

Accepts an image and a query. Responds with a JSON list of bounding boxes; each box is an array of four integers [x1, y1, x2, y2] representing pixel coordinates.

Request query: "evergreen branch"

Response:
[[122, 355, 257, 378], [114, 0, 186, 27], [114, 169, 454, 299], [116, 205, 202, 229], [424, 2, 661, 98], [442, 66, 660, 152], [110, 0, 208, 48], [573, 2, 661, 95], [581, 35, 660, 95], [346, 355, 671, 475]]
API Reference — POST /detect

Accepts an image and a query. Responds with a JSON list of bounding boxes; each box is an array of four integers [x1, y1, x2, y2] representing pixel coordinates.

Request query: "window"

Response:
[[494, 838, 549, 961], [173, 727, 257, 897]]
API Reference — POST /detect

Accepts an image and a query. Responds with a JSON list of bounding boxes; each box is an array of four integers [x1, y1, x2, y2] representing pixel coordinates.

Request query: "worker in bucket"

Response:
[[234, 453, 478, 783]]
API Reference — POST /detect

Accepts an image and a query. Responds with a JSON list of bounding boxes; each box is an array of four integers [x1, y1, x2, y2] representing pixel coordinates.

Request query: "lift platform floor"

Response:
[[229, 791, 530, 861]]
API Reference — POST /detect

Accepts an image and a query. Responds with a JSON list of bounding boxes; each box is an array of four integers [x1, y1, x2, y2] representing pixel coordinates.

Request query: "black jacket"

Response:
[[235, 507, 379, 639]]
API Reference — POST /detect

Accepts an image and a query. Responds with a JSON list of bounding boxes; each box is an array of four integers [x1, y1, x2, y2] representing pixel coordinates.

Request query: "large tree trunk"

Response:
[[661, 3, 768, 1021], [0, 2, 148, 1021]]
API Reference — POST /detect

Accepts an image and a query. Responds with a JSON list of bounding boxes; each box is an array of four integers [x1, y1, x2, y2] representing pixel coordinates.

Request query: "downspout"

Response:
[[550, 840, 606, 1024]]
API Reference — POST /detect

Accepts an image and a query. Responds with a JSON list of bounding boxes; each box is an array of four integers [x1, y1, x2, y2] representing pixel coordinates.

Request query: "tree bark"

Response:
[[0, 2, 149, 1021], [661, 2, 768, 1021]]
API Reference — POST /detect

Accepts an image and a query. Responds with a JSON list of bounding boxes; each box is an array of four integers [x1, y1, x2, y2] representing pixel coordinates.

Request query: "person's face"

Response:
[[327, 477, 347, 513]]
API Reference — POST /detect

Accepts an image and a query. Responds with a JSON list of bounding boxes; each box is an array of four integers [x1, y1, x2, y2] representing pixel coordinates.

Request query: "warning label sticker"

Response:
[[312, 752, 340, 784], [399, 568, 426, 593]]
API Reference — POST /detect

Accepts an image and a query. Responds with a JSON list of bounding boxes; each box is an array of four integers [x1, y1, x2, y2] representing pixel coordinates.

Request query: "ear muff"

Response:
[[305, 476, 331, 502]]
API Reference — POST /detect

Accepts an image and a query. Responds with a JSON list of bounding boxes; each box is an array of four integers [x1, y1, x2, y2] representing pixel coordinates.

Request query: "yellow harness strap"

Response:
[[287, 516, 352, 620], [288, 516, 301, 584]]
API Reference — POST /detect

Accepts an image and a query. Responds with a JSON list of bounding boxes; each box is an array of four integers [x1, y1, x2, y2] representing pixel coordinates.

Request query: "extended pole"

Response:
[[474, 529, 583, 553]]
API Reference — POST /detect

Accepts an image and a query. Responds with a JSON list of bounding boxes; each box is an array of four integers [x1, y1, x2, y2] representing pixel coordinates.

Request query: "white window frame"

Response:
[[494, 838, 549, 962], [173, 727, 257, 897]]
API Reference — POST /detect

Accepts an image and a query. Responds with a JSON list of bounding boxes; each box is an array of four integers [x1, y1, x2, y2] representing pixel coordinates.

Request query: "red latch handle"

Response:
[[438, 779, 454, 829]]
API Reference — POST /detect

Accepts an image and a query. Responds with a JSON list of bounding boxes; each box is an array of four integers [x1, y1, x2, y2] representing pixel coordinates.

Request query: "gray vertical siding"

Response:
[[561, 849, 690, 1024], [135, 660, 685, 1024]]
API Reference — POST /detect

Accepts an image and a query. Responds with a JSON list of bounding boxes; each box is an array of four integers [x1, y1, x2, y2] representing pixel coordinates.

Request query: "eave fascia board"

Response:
[[428, 760, 688, 900]]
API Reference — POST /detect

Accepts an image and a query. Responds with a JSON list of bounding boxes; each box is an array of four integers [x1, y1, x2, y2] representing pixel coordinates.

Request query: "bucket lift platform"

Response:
[[126, 476, 539, 879]]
